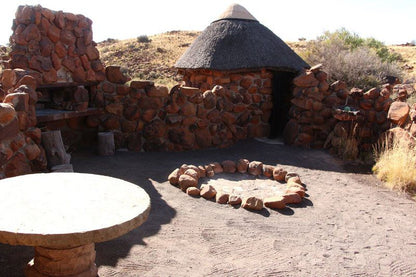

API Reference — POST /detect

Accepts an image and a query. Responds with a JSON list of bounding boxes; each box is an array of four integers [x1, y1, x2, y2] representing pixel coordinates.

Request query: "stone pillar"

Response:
[[25, 243, 98, 277]]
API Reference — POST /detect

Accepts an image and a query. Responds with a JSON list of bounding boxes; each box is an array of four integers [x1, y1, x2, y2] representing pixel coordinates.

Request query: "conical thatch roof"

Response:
[[175, 4, 309, 72]]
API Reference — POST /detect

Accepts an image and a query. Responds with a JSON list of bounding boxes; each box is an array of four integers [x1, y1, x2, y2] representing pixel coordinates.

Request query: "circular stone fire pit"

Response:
[[168, 159, 307, 211]]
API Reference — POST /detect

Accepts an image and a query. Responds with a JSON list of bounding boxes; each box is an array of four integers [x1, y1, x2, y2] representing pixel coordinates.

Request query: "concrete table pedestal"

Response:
[[0, 173, 151, 277]]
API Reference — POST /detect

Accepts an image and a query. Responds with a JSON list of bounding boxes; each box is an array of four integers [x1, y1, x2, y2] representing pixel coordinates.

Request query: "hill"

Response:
[[97, 31, 416, 87]]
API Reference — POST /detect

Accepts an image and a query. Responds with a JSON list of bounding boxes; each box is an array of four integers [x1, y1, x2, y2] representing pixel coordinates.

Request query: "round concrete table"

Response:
[[0, 173, 151, 277]]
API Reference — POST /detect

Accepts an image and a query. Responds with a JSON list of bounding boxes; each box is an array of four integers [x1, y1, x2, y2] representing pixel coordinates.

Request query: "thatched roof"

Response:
[[175, 4, 309, 72]]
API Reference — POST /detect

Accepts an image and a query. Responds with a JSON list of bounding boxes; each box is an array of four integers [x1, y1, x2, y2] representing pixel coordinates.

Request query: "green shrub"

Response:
[[137, 35, 151, 43], [301, 28, 404, 89]]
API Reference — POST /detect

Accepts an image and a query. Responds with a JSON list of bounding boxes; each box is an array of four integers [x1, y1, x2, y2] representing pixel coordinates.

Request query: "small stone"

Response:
[[178, 174, 198, 191], [248, 161, 263, 176], [286, 187, 306, 198], [236, 159, 249, 173], [241, 196, 263, 211], [200, 185, 217, 199], [228, 195, 242, 205], [198, 165, 207, 178], [216, 192, 229, 204], [106, 66, 128, 84], [168, 168, 180, 185], [282, 193, 302, 204], [285, 172, 300, 182], [262, 164, 275, 178], [286, 182, 305, 191], [287, 176, 302, 185], [387, 101, 410, 126], [293, 71, 319, 87], [210, 162, 223, 174], [264, 196, 286, 209], [184, 169, 199, 180], [273, 167, 287, 182], [221, 160, 236, 173], [204, 165, 215, 177], [186, 187, 200, 196], [0, 103, 17, 125]]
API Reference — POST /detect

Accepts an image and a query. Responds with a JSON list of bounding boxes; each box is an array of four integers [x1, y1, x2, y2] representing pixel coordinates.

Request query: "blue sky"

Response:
[[1, 0, 414, 45]]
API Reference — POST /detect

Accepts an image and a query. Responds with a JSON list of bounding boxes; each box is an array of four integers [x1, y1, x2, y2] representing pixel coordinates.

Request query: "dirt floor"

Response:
[[1, 139, 416, 276]]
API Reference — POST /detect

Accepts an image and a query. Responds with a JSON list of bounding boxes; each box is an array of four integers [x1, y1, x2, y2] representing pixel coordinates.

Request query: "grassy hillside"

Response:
[[97, 31, 416, 87], [97, 31, 200, 87]]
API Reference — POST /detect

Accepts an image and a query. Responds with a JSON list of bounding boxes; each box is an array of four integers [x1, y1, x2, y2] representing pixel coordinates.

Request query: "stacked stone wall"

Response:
[[5, 5, 105, 84], [0, 69, 47, 178], [88, 67, 273, 151], [285, 65, 396, 157]]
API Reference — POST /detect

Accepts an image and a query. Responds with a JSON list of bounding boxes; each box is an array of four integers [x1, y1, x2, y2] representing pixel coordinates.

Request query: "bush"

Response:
[[373, 135, 416, 193], [301, 28, 404, 89], [137, 35, 151, 43]]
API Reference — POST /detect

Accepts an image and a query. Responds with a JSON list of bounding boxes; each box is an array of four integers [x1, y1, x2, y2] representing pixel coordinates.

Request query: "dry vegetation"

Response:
[[389, 44, 416, 80], [373, 136, 416, 196], [97, 31, 200, 88], [96, 31, 416, 89]]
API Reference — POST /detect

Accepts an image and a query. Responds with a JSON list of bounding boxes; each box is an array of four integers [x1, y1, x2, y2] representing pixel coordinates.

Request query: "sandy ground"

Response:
[[1, 139, 416, 276]]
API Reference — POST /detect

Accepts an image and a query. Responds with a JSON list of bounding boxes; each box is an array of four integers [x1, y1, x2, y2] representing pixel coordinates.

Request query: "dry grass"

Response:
[[97, 31, 200, 89], [388, 45, 416, 81], [373, 135, 416, 193]]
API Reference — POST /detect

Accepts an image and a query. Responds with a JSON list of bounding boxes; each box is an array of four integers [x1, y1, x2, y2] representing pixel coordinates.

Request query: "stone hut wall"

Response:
[[284, 66, 394, 156], [0, 69, 47, 178], [5, 5, 105, 84], [90, 67, 273, 151]]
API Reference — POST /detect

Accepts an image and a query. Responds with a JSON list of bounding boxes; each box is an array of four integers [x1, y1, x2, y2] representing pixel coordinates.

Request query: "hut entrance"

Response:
[[269, 71, 296, 138]]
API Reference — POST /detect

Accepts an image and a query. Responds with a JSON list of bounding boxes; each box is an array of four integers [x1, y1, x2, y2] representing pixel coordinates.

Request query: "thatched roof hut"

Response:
[[175, 4, 309, 72]]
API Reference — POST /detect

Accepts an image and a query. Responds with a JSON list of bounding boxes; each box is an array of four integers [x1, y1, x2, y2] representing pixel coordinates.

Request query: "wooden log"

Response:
[[98, 132, 115, 156], [41, 130, 71, 168], [50, 164, 74, 172]]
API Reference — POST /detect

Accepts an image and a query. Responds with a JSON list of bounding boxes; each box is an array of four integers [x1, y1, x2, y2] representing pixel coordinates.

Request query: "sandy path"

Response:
[[0, 139, 415, 276]]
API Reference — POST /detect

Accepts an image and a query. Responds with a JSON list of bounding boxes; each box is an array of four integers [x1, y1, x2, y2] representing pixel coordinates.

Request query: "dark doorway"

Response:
[[269, 71, 296, 138]]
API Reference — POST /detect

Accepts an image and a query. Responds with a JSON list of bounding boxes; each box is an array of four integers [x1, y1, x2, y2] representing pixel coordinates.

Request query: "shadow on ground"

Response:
[[0, 138, 343, 273]]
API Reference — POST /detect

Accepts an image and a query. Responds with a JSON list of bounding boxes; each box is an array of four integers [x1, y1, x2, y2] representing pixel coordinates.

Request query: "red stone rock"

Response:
[[180, 102, 197, 116], [200, 185, 217, 199], [204, 165, 215, 177], [103, 115, 120, 130], [293, 71, 319, 87], [4, 92, 29, 112], [216, 192, 229, 204], [387, 101, 410, 126], [47, 25, 60, 43], [237, 159, 249, 173], [248, 161, 263, 176], [264, 196, 286, 209], [221, 160, 236, 173], [262, 164, 275, 178], [186, 187, 201, 196], [105, 66, 127, 84], [86, 45, 100, 61], [23, 24, 41, 42], [228, 195, 242, 205], [4, 152, 32, 178], [184, 168, 199, 180], [282, 192, 302, 204], [178, 174, 198, 191], [1, 69, 17, 90], [147, 85, 168, 97], [286, 187, 306, 198], [24, 143, 41, 161], [210, 162, 223, 174], [241, 196, 263, 211], [168, 168, 180, 185], [116, 85, 130, 96], [0, 103, 17, 125], [273, 167, 287, 182], [180, 86, 199, 97], [25, 127, 41, 144], [43, 69, 58, 83]]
